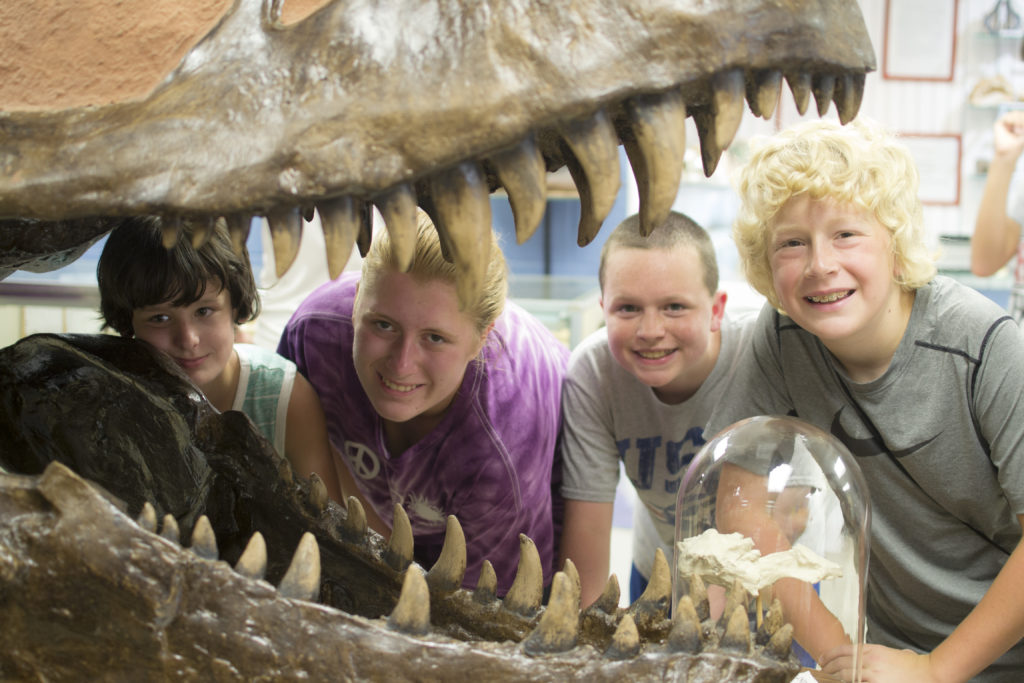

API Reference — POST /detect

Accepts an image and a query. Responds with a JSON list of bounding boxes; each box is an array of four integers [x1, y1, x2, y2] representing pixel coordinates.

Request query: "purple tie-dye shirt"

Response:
[[278, 272, 568, 594]]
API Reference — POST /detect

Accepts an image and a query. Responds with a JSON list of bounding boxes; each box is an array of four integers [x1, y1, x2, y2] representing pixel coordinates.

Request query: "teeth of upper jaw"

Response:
[[808, 291, 846, 303], [187, 67, 862, 303], [383, 377, 416, 392], [637, 350, 669, 359]]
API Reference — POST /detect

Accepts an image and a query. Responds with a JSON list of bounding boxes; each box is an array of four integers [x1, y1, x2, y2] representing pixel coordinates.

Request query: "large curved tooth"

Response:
[[384, 503, 414, 573], [765, 623, 795, 660], [308, 472, 329, 514], [374, 183, 419, 272], [522, 572, 580, 655], [317, 196, 361, 280], [388, 566, 431, 636], [668, 594, 703, 653], [785, 72, 813, 116], [627, 547, 670, 627], [136, 502, 157, 534], [756, 597, 785, 645], [719, 579, 749, 629], [589, 573, 621, 614], [621, 90, 687, 237], [340, 495, 367, 542], [161, 216, 182, 249], [719, 604, 752, 654], [189, 514, 218, 561], [428, 162, 493, 310], [489, 134, 547, 245], [235, 531, 268, 581], [473, 560, 498, 604], [834, 72, 866, 125], [604, 613, 641, 660], [692, 68, 746, 177], [276, 457, 294, 485], [747, 69, 783, 119], [425, 515, 467, 594], [559, 109, 621, 246], [562, 557, 581, 600], [812, 73, 837, 117], [160, 514, 180, 544], [503, 533, 544, 617], [278, 531, 320, 602], [224, 214, 252, 256], [266, 206, 303, 278], [190, 216, 215, 249]]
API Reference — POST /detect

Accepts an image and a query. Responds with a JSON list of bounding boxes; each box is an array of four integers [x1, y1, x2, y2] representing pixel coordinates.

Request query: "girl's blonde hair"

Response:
[[360, 209, 508, 334], [733, 118, 936, 311]]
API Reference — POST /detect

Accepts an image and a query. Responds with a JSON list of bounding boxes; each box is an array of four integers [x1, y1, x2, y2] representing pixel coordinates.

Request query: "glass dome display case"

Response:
[[673, 415, 870, 678]]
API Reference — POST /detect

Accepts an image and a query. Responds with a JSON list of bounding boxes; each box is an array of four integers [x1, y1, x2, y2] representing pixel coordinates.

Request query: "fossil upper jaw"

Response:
[[0, 0, 875, 288]]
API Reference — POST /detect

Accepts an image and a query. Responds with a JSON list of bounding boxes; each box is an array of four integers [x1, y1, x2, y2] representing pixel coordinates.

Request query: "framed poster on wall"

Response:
[[899, 133, 962, 205], [883, 0, 958, 81]]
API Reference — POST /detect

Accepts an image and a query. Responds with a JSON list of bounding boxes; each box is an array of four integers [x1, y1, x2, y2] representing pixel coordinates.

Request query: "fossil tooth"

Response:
[[301, 204, 315, 223], [428, 161, 493, 310], [340, 495, 367, 542], [473, 560, 498, 604], [765, 622, 795, 660], [812, 73, 837, 118], [756, 597, 785, 645], [160, 514, 180, 544], [562, 557, 581, 602], [266, 206, 303, 278], [276, 457, 294, 485], [384, 503, 414, 573], [136, 502, 157, 534], [589, 573, 621, 614], [388, 566, 431, 636], [189, 514, 218, 561], [559, 108, 621, 246], [425, 515, 467, 595], [692, 68, 745, 177], [605, 613, 641, 660], [224, 213, 252, 256], [834, 71, 866, 125], [489, 134, 547, 245], [161, 216, 181, 249], [667, 594, 703, 653], [786, 71, 813, 116], [190, 216, 215, 249], [278, 531, 320, 602], [502, 533, 543, 617], [522, 571, 579, 655], [747, 69, 783, 119], [627, 547, 670, 627], [720, 604, 752, 654], [688, 572, 710, 621], [356, 200, 373, 258], [373, 183, 419, 272], [308, 472, 329, 514], [267, 0, 286, 24], [317, 196, 362, 280], [720, 579, 750, 629], [621, 90, 687, 237], [235, 531, 268, 581]]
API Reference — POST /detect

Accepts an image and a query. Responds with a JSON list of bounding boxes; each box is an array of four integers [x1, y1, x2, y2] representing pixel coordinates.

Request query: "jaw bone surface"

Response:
[[0, 333, 801, 681], [0, 0, 875, 295]]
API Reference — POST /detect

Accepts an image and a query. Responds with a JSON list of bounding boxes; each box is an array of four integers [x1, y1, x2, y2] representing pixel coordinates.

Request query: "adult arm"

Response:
[[821, 514, 1024, 683], [972, 110, 1024, 276], [284, 371, 344, 504], [559, 499, 615, 608]]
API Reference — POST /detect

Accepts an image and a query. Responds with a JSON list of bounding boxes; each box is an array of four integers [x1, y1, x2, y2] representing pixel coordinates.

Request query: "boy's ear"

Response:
[[710, 290, 727, 332]]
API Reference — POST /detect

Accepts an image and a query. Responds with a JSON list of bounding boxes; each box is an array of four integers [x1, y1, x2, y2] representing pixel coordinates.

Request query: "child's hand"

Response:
[[993, 111, 1024, 158], [820, 643, 944, 683]]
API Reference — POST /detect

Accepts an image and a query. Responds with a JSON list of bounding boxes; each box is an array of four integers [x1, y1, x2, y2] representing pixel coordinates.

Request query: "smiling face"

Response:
[[131, 281, 238, 394], [601, 244, 725, 404], [353, 268, 488, 436], [769, 195, 914, 377]]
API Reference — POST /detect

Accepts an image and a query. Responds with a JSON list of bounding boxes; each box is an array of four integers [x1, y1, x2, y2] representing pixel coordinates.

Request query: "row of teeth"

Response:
[[636, 350, 672, 360], [165, 67, 865, 308], [807, 291, 849, 303], [382, 376, 417, 392], [140, 469, 796, 661]]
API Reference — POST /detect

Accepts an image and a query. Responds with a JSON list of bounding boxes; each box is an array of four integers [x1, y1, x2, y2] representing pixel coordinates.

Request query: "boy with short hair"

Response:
[[97, 216, 341, 503], [712, 117, 1024, 681], [559, 210, 754, 608]]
